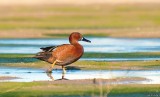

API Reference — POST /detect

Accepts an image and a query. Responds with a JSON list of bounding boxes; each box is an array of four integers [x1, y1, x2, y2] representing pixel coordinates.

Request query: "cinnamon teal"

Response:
[[34, 32, 91, 73]]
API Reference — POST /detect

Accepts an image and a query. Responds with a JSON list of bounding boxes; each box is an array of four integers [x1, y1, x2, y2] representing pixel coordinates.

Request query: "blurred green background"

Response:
[[0, 0, 160, 38]]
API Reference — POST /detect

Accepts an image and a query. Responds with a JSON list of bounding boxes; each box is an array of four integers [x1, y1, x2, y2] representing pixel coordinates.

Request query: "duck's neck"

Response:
[[69, 38, 83, 50], [71, 41, 83, 49], [70, 40, 77, 45], [71, 41, 81, 47], [71, 41, 84, 57]]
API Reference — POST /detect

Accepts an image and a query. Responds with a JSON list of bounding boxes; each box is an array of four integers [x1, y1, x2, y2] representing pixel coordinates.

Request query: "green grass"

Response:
[[1, 4, 160, 38], [0, 82, 160, 97], [110, 84, 160, 97], [0, 54, 33, 58], [75, 60, 160, 70], [1, 52, 160, 58], [45, 33, 108, 38], [83, 52, 160, 58], [1, 59, 160, 70], [0, 4, 160, 30], [0, 53, 160, 70]]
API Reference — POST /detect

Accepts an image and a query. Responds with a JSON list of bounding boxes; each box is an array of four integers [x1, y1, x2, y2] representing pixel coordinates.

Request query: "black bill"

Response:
[[81, 37, 91, 43]]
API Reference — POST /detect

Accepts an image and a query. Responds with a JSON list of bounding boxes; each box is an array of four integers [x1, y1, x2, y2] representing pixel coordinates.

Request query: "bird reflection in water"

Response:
[[46, 66, 81, 81], [46, 72, 68, 81]]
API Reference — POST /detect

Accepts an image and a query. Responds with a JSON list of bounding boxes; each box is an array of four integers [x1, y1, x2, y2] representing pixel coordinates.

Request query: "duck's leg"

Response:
[[62, 73, 65, 79], [51, 60, 57, 68], [46, 60, 57, 73], [46, 72, 54, 80], [62, 65, 66, 74]]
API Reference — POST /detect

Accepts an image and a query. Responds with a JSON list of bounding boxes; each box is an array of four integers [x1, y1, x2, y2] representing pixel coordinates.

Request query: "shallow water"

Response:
[[1, 38, 159, 84], [0, 38, 160, 61], [0, 38, 160, 54], [0, 67, 160, 84]]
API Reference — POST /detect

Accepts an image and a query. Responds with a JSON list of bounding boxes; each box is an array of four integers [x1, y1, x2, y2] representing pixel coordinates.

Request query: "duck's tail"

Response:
[[33, 52, 52, 63]]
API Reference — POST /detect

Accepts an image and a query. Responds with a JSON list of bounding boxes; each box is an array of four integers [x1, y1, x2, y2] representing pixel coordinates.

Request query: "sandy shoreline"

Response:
[[0, 75, 147, 84], [42, 77, 147, 85], [0, 76, 19, 80]]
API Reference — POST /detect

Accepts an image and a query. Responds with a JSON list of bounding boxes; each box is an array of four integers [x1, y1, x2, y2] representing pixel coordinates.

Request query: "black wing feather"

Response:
[[40, 46, 57, 52]]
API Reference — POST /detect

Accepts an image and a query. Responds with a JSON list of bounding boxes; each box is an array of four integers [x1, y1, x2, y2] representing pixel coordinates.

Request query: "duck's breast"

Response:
[[52, 44, 83, 65]]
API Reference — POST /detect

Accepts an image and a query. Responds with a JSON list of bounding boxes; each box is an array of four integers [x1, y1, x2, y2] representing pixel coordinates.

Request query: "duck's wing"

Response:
[[34, 44, 69, 64], [40, 44, 69, 52], [34, 46, 57, 63], [40, 46, 57, 52]]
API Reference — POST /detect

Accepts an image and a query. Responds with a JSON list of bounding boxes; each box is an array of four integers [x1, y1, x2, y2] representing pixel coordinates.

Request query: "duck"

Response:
[[34, 32, 91, 73]]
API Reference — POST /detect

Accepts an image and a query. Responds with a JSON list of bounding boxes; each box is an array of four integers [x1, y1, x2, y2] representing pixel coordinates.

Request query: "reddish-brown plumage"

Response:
[[35, 32, 91, 72]]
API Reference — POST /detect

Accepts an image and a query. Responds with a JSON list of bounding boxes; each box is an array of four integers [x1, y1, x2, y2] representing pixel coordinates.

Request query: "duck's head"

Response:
[[69, 32, 91, 44]]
